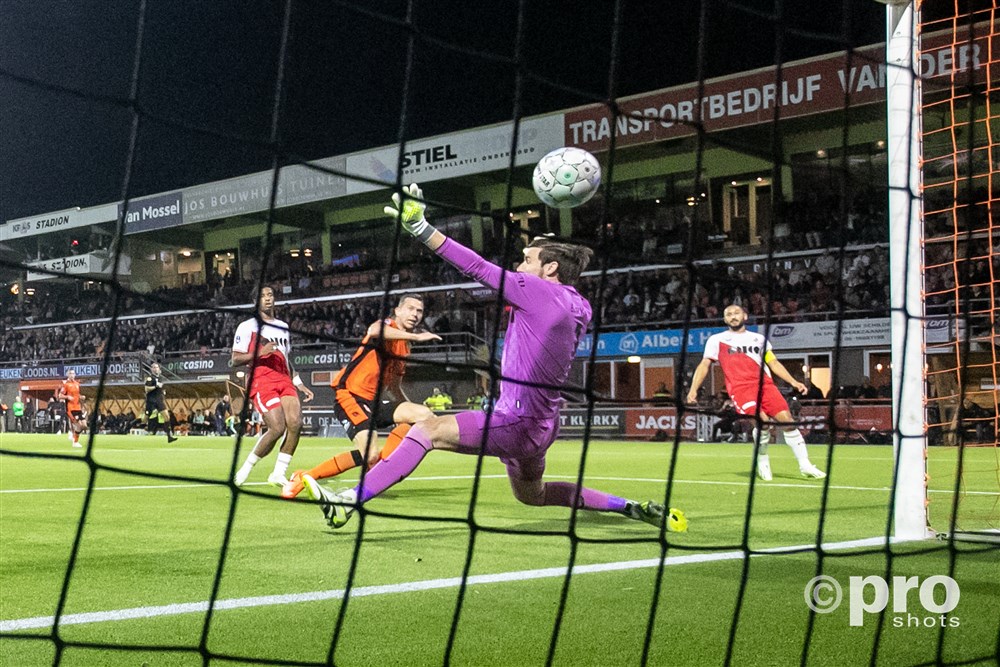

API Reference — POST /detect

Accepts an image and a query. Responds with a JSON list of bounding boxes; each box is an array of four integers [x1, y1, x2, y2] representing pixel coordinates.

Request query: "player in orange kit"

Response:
[[57, 369, 87, 448], [282, 294, 440, 499]]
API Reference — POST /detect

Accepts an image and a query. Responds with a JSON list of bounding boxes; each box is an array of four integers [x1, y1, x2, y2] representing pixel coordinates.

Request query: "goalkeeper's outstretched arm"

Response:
[[384, 183, 445, 251], [384, 183, 534, 310]]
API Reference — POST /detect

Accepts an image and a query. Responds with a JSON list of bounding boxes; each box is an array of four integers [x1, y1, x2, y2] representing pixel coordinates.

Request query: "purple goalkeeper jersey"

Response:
[[437, 238, 592, 420]]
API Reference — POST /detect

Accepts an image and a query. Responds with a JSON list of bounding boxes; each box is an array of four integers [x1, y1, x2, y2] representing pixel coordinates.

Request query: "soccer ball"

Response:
[[532, 147, 601, 209]]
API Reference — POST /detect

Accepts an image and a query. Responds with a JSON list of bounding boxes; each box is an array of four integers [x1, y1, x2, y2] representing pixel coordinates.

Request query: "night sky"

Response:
[[0, 0, 885, 224]]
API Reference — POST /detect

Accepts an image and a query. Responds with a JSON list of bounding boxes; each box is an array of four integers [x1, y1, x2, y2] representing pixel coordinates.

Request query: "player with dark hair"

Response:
[[232, 286, 315, 487], [303, 183, 687, 532], [144, 362, 177, 444], [57, 369, 87, 448], [686, 303, 826, 481], [281, 293, 441, 499]]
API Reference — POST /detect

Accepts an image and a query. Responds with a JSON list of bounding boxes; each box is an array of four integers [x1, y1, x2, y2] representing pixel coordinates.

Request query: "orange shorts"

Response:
[[333, 389, 400, 439]]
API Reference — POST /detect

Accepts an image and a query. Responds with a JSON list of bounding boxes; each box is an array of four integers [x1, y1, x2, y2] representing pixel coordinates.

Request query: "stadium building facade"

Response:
[[1, 23, 995, 441]]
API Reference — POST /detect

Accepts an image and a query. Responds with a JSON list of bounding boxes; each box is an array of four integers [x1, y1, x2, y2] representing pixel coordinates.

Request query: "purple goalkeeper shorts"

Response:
[[454, 409, 559, 482]]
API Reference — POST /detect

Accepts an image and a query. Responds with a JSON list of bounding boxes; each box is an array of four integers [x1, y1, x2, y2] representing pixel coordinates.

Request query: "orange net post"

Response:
[[920, 1, 1000, 534]]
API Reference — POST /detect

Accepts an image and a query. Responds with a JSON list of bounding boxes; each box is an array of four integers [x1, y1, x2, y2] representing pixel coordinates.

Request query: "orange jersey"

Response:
[[61, 379, 82, 411], [331, 319, 410, 401]]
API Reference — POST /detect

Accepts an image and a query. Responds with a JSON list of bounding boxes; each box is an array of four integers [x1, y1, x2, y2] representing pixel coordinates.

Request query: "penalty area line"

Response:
[[0, 536, 892, 632]]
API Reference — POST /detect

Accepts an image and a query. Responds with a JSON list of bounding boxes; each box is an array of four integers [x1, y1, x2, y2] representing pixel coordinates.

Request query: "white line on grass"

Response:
[[3, 474, 998, 496], [77, 449, 906, 461], [548, 475, 1000, 496], [0, 483, 223, 494], [0, 535, 895, 632], [0, 476, 508, 494], [94, 448, 224, 453], [668, 451, 900, 462]]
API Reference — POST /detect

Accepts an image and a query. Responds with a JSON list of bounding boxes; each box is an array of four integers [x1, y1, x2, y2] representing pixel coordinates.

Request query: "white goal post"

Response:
[[885, 1, 933, 540]]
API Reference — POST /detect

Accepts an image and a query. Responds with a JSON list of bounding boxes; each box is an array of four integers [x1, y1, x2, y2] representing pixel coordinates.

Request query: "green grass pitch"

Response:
[[1, 433, 997, 666]]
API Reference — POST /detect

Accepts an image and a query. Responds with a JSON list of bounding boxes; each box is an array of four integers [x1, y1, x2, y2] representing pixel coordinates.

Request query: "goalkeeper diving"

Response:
[[302, 183, 688, 533]]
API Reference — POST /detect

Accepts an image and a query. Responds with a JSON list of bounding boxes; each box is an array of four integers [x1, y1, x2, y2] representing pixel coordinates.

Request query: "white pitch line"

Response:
[[0, 476, 509, 495], [97, 448, 224, 453], [0, 447, 225, 453], [548, 475, 1000, 496], [670, 451, 900, 462], [2, 474, 998, 496], [29, 449, 987, 463], [0, 536, 894, 632], [0, 483, 224, 494]]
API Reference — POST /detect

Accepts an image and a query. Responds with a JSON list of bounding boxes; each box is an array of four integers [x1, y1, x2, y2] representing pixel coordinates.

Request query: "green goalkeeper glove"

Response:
[[384, 183, 436, 243]]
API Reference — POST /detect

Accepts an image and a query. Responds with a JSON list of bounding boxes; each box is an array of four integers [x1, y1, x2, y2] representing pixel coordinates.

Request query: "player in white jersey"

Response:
[[686, 304, 826, 480], [231, 286, 314, 487]]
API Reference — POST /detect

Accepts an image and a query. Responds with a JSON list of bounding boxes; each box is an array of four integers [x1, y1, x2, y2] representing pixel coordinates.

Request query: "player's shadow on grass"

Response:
[[475, 514, 669, 536], [372, 485, 476, 497], [334, 524, 470, 542], [346, 512, 655, 540]]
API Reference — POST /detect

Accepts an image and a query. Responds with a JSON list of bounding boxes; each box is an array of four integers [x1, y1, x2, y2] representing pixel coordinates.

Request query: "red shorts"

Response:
[[729, 382, 789, 419], [250, 379, 298, 413]]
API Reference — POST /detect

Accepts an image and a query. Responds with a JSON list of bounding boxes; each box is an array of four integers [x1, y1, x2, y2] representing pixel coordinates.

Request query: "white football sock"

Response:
[[272, 452, 292, 478], [783, 428, 811, 467], [237, 452, 260, 477], [753, 426, 770, 456]]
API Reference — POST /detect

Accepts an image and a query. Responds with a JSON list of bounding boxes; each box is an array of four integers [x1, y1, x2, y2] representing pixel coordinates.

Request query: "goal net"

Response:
[[1, 1, 999, 666], [917, 1, 1000, 539]]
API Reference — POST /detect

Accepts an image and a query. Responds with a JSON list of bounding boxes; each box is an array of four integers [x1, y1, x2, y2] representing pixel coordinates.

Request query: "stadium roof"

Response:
[[1, 20, 992, 242]]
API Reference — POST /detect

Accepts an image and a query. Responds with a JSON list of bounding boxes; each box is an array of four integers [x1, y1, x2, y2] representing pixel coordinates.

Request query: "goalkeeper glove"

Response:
[[384, 183, 436, 244]]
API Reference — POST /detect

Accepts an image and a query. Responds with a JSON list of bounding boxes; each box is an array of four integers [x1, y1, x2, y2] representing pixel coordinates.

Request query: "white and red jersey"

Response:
[[232, 316, 293, 387], [702, 329, 774, 393]]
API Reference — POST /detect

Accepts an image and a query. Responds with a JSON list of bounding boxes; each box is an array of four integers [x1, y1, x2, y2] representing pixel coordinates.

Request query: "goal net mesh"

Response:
[[1, 1, 998, 666], [920, 1, 1000, 536]]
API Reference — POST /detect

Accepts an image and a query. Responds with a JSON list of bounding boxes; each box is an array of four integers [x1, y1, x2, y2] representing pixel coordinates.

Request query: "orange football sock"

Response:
[[308, 449, 365, 481], [379, 424, 411, 461]]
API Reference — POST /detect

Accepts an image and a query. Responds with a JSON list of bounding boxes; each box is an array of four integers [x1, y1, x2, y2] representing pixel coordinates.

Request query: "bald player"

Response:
[[686, 304, 826, 481]]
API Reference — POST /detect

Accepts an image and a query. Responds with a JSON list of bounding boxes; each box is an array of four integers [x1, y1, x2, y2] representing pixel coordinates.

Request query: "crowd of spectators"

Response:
[[0, 242, 900, 364], [95, 410, 141, 435], [4, 184, 995, 364], [581, 245, 890, 327]]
